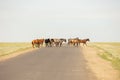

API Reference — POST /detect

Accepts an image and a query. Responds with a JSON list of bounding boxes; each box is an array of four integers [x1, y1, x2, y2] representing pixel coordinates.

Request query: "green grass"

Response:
[[90, 42, 120, 70], [0, 42, 32, 57]]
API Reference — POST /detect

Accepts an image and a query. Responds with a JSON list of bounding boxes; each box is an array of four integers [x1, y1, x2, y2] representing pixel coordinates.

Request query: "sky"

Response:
[[0, 0, 120, 42]]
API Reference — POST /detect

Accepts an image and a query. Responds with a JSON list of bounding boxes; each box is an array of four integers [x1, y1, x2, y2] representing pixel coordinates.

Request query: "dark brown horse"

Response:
[[79, 38, 90, 46], [32, 39, 44, 48]]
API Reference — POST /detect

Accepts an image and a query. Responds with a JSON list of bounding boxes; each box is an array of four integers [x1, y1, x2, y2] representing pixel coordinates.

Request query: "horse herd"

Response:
[[31, 38, 90, 48]]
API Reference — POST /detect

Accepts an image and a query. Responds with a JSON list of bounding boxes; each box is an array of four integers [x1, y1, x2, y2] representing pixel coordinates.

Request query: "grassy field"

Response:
[[0, 42, 32, 57], [90, 42, 120, 70]]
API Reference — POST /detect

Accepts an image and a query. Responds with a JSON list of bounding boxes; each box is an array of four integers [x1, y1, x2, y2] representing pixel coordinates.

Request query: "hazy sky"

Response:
[[0, 0, 120, 42]]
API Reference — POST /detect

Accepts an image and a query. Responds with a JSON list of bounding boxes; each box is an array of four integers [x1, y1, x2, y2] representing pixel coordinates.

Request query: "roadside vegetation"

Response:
[[0, 42, 32, 57], [91, 42, 120, 71]]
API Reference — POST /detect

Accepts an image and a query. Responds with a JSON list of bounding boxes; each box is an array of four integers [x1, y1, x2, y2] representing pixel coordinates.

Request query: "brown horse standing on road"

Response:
[[32, 39, 44, 48], [79, 38, 90, 46], [68, 38, 79, 46]]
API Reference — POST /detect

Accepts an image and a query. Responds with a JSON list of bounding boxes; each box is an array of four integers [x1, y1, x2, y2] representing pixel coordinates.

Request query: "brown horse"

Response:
[[68, 38, 80, 46], [79, 38, 90, 46], [32, 39, 44, 48]]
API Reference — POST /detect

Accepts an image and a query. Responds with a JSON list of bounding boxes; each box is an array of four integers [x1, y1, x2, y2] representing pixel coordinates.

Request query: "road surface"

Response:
[[0, 46, 97, 80]]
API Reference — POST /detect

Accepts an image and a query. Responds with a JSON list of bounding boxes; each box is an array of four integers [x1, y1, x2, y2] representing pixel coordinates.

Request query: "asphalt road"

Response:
[[0, 46, 97, 80]]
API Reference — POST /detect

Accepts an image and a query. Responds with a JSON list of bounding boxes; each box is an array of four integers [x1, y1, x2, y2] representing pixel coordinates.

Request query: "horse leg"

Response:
[[77, 43, 79, 47], [57, 42, 59, 47], [45, 43, 47, 47], [46, 43, 49, 47], [60, 42, 62, 47], [41, 43, 43, 47], [55, 42, 58, 47], [32, 42, 34, 48], [73, 43, 75, 46], [56, 42, 58, 47], [85, 43, 87, 46], [78, 42, 80, 46], [68, 42, 71, 46], [32, 44, 34, 48], [38, 43, 40, 48], [83, 42, 87, 46], [75, 43, 78, 47], [83, 43, 84, 46]]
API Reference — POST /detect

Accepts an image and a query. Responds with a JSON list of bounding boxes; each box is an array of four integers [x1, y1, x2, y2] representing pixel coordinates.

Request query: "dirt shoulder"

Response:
[[81, 46, 119, 80], [0, 48, 38, 62]]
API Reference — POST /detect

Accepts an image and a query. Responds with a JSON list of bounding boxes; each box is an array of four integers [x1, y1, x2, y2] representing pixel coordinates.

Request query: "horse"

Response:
[[68, 38, 79, 46], [45, 38, 54, 47], [53, 38, 66, 47], [59, 38, 66, 46], [79, 38, 90, 46], [31, 39, 44, 48]]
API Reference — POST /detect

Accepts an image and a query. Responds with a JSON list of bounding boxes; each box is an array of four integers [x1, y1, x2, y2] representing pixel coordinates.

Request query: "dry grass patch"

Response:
[[0, 42, 32, 57], [91, 42, 120, 70]]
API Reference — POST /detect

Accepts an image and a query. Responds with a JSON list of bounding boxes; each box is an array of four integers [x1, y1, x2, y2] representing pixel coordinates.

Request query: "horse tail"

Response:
[[32, 41, 34, 48]]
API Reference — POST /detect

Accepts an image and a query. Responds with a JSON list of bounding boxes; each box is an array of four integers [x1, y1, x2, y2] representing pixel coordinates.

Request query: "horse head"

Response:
[[86, 38, 90, 41]]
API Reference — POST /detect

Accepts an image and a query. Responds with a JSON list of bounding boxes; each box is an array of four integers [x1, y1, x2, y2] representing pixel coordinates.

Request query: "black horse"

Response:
[[45, 39, 54, 47]]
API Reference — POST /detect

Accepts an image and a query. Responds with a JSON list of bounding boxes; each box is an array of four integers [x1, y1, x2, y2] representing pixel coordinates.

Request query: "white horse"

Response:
[[53, 38, 66, 47]]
